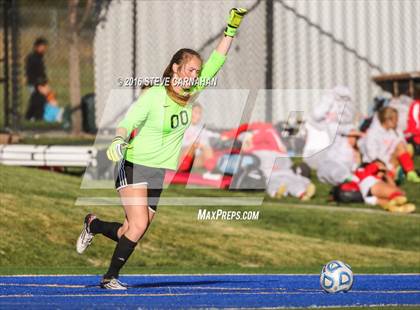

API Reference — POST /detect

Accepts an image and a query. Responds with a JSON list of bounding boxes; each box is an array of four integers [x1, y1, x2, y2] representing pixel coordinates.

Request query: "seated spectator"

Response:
[[221, 122, 316, 201], [43, 88, 62, 122], [317, 130, 362, 185], [179, 103, 219, 172], [353, 160, 415, 213], [25, 77, 63, 122], [358, 106, 419, 183], [389, 91, 413, 133], [405, 98, 420, 155], [303, 85, 356, 170], [360, 96, 389, 133]]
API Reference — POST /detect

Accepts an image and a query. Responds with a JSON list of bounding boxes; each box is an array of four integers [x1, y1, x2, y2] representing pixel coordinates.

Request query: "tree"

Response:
[[68, 0, 93, 134], [67, 0, 112, 134]]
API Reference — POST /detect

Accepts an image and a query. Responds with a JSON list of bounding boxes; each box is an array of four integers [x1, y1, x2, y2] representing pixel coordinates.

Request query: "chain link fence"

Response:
[[94, 0, 265, 132], [1, 0, 419, 132], [272, 0, 420, 123], [93, 0, 420, 132]]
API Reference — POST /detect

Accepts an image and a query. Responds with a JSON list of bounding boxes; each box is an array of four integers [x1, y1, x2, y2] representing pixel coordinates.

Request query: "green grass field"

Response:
[[0, 163, 419, 275]]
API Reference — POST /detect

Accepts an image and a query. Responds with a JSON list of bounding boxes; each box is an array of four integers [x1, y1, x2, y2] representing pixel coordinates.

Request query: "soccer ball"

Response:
[[320, 260, 354, 293]]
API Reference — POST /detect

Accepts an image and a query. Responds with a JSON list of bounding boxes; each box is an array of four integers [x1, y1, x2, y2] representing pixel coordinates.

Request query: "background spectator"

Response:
[[317, 130, 362, 186], [179, 103, 219, 172], [222, 122, 316, 201], [358, 106, 419, 183], [25, 37, 48, 93], [303, 85, 356, 170], [353, 160, 415, 213], [25, 77, 62, 122], [405, 94, 420, 155], [388, 89, 413, 133]]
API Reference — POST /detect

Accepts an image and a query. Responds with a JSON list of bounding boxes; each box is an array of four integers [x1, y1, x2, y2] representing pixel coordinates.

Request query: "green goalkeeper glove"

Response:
[[224, 8, 248, 37], [106, 136, 132, 162]]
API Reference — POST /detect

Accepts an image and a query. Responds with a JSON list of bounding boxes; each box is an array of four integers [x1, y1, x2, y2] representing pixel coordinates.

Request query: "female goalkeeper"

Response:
[[76, 8, 247, 290]]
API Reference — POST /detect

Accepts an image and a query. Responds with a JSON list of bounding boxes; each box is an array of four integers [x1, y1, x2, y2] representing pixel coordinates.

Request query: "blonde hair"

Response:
[[378, 106, 398, 124]]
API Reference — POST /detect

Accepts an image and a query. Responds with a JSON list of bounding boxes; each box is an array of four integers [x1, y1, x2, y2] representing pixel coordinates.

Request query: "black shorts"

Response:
[[115, 159, 166, 212]]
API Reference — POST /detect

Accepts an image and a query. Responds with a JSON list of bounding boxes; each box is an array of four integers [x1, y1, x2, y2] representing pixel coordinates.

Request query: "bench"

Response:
[[0, 144, 97, 167]]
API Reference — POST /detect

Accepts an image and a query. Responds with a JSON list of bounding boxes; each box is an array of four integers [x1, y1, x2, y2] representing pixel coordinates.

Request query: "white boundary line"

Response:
[[268, 202, 420, 217], [259, 305, 420, 310], [75, 197, 265, 206], [0, 286, 420, 298], [0, 273, 418, 277], [1, 291, 420, 298], [74, 197, 420, 216]]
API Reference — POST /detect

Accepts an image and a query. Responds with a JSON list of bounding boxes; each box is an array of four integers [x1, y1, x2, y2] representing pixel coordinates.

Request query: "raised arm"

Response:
[[216, 8, 248, 56], [215, 36, 234, 56], [189, 8, 247, 94]]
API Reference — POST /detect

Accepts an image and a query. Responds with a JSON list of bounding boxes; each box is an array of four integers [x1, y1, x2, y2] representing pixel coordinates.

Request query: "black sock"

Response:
[[104, 235, 137, 279], [90, 219, 122, 242]]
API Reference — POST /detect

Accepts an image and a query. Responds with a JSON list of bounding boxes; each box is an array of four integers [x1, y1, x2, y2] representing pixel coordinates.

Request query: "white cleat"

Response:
[[100, 278, 127, 290], [76, 214, 96, 254]]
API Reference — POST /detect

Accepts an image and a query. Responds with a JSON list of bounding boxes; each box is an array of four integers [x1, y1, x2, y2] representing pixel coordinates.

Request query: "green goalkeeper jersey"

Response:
[[118, 50, 226, 170]]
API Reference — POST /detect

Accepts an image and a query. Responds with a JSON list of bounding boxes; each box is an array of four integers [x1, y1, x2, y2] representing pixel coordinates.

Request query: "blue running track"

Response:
[[0, 274, 419, 309]]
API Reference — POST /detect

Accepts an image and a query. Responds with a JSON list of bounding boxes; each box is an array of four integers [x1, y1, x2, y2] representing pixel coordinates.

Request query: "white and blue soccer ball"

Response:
[[320, 260, 354, 293]]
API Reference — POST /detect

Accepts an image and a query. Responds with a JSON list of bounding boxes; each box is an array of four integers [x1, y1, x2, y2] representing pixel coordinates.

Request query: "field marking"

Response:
[[77, 197, 420, 217], [76, 197, 264, 206], [1, 290, 420, 299], [251, 305, 420, 310], [0, 292, 344, 298], [296, 288, 420, 293], [0, 273, 419, 277], [269, 202, 420, 217], [0, 283, 86, 288], [0, 303, 418, 310], [0, 292, 313, 298], [1, 281, 419, 294], [351, 290, 420, 293], [0, 281, 419, 296], [0, 283, 287, 291]]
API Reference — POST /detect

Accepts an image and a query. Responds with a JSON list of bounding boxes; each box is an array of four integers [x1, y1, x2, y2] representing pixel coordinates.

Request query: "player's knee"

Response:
[[118, 224, 129, 238], [127, 219, 149, 237]]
